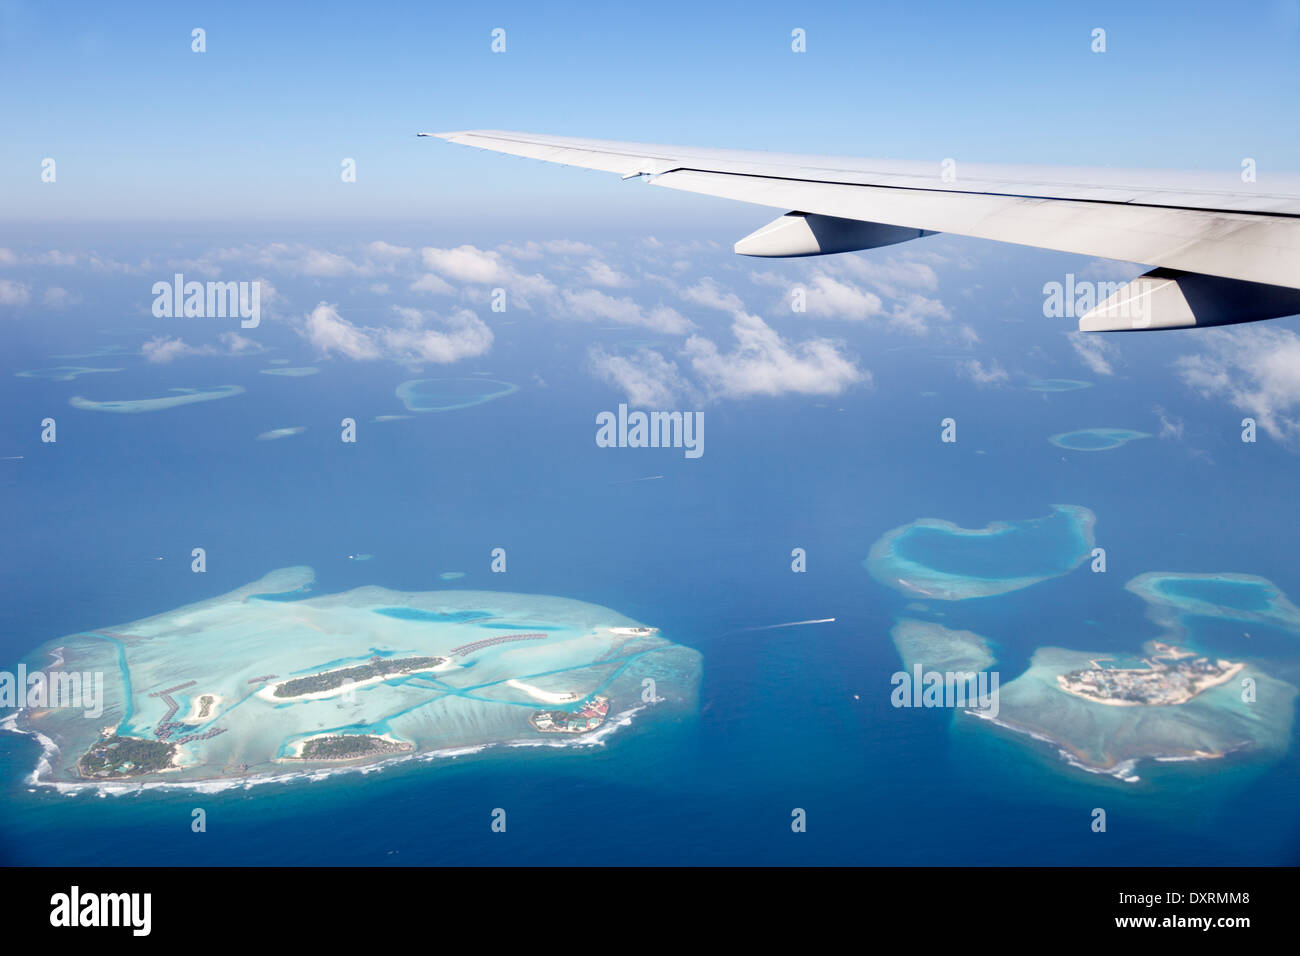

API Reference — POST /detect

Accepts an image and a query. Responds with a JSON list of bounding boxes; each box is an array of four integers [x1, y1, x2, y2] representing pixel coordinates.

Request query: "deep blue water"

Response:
[[1156, 578, 1274, 613], [3, 236, 1300, 866]]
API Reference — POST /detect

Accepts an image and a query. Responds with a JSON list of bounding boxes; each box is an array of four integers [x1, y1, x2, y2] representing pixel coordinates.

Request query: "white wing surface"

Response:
[[426, 130, 1300, 331]]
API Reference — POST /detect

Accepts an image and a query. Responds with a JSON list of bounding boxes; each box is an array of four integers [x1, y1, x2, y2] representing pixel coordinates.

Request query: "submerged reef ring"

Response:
[[1049, 428, 1151, 451], [69, 385, 245, 413], [1126, 572, 1300, 632], [259, 367, 319, 377], [1026, 379, 1092, 392], [6, 567, 700, 791], [17, 366, 123, 382], [255, 427, 305, 441], [396, 377, 518, 412], [866, 505, 1096, 600]]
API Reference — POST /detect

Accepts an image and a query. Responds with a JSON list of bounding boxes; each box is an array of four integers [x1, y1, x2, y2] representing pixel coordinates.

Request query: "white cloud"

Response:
[[1175, 326, 1300, 443], [680, 276, 745, 313], [421, 245, 508, 284], [958, 358, 1009, 386], [588, 346, 692, 407], [583, 259, 627, 287], [561, 289, 692, 334], [382, 307, 494, 363], [683, 312, 867, 399], [1069, 331, 1119, 376], [366, 241, 413, 260], [238, 243, 363, 277], [888, 293, 950, 334], [0, 249, 140, 273], [42, 287, 78, 308], [418, 244, 558, 310], [410, 273, 455, 295], [301, 303, 383, 360], [141, 337, 197, 363], [802, 274, 884, 320], [1153, 405, 1185, 440], [174, 242, 414, 279], [832, 254, 941, 295], [751, 250, 960, 336], [500, 239, 597, 259], [141, 331, 263, 363], [299, 249, 357, 277], [0, 279, 31, 306], [299, 302, 492, 364]]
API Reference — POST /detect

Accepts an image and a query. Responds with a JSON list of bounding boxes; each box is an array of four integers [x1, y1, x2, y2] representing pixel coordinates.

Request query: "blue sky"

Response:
[[3, 0, 1300, 447], [2, 0, 1298, 221]]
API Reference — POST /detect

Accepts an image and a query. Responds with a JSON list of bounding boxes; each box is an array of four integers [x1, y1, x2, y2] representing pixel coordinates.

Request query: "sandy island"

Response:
[[257, 659, 456, 702], [506, 679, 581, 704], [180, 692, 223, 724], [279, 731, 413, 761]]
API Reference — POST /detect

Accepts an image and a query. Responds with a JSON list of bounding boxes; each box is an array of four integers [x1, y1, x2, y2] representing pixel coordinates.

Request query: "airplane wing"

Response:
[[425, 130, 1300, 332]]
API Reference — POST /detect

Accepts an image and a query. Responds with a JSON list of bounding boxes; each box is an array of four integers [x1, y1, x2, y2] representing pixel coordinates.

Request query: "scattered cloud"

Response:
[[1175, 326, 1300, 443], [1153, 404, 1185, 440], [142, 332, 263, 363], [410, 273, 455, 296], [365, 241, 413, 260], [561, 289, 692, 334], [684, 312, 867, 399], [42, 286, 80, 308], [0, 279, 30, 306], [589, 346, 693, 407], [421, 245, 508, 284], [582, 259, 627, 287], [680, 277, 745, 313], [500, 239, 597, 259], [801, 273, 884, 320], [299, 302, 493, 364], [1069, 331, 1119, 376], [887, 293, 950, 334], [958, 358, 1009, 386]]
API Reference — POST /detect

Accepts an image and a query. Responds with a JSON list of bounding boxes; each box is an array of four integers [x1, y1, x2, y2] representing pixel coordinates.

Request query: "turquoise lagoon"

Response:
[[69, 385, 245, 413], [1026, 379, 1092, 392], [866, 505, 1096, 600], [10, 568, 700, 790], [395, 378, 518, 412], [1049, 428, 1150, 451]]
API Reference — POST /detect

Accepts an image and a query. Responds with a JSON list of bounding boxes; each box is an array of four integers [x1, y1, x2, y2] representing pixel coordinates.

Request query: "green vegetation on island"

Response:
[[272, 656, 446, 698], [11, 567, 702, 787], [297, 735, 413, 760], [78, 735, 177, 778]]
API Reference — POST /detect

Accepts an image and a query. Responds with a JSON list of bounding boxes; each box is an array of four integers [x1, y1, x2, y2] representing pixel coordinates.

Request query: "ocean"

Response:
[[2, 230, 1299, 866]]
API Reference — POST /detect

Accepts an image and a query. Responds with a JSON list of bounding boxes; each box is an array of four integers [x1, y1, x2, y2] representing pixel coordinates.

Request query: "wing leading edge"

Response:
[[425, 130, 1300, 331]]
